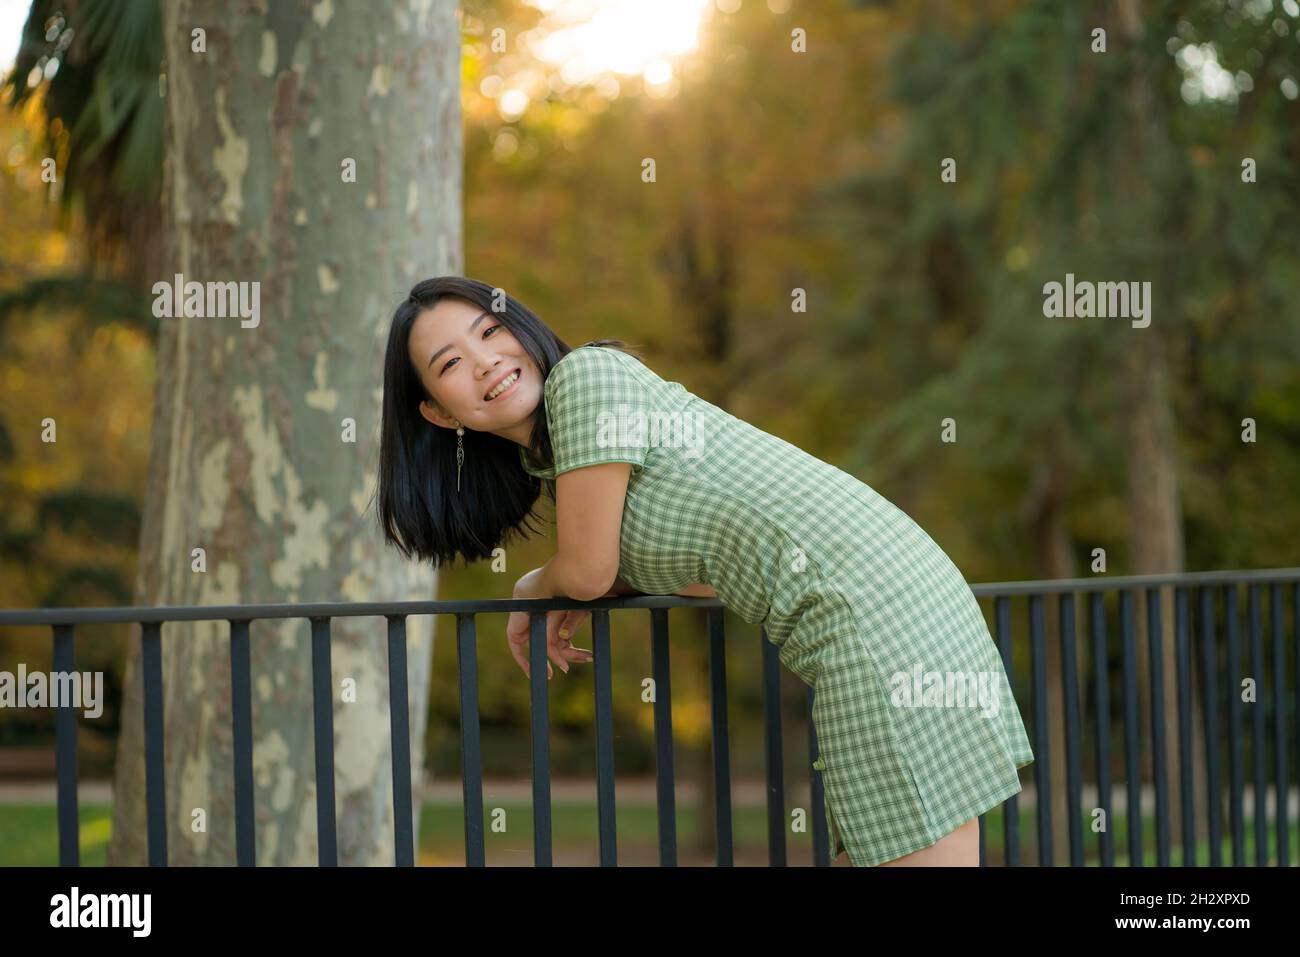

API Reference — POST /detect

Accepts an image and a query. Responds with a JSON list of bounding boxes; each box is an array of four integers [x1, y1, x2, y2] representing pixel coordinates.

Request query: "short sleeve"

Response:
[[545, 346, 650, 476]]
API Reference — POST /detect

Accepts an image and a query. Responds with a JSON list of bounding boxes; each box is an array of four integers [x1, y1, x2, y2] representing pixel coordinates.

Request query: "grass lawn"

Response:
[[976, 805, 1298, 867], [0, 802, 819, 867], [2, 802, 1295, 866]]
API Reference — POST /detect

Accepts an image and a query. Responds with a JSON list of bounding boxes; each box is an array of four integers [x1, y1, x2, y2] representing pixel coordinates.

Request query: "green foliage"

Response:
[[0, 275, 156, 343], [819, 0, 1300, 574], [7, 0, 163, 203], [35, 490, 141, 546]]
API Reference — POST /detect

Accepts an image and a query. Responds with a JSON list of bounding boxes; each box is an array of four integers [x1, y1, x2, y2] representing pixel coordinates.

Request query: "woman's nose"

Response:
[[464, 341, 500, 375]]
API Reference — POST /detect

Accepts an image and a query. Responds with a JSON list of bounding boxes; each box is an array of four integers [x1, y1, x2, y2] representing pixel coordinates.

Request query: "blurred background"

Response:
[[0, 0, 1297, 865]]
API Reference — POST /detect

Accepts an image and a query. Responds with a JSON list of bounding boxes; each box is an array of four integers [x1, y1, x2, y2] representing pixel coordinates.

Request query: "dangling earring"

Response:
[[455, 421, 465, 491]]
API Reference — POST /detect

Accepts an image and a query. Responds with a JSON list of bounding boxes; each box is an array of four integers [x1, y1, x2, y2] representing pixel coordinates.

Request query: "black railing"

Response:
[[970, 568, 1298, 867], [0, 568, 1296, 867]]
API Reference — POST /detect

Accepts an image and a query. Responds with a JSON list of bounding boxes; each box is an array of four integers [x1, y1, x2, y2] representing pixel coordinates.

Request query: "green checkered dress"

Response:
[[520, 345, 1035, 866]]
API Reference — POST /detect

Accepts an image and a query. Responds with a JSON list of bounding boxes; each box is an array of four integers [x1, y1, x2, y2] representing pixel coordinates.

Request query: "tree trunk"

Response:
[[108, 0, 461, 865], [1113, 0, 1194, 857], [1022, 439, 1075, 865], [656, 192, 739, 857]]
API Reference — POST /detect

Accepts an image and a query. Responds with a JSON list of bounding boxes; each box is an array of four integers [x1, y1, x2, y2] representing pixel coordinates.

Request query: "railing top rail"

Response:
[[0, 567, 1296, 627], [966, 566, 1300, 597], [0, 593, 723, 627]]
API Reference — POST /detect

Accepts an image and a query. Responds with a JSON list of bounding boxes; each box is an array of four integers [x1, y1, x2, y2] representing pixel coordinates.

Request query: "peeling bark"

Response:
[[109, 0, 462, 865]]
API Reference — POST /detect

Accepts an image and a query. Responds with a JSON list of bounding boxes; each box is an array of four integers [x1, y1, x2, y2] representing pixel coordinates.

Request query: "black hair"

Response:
[[375, 276, 638, 567]]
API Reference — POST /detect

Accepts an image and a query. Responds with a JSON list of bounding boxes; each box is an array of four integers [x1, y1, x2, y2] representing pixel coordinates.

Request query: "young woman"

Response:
[[377, 276, 1035, 867]]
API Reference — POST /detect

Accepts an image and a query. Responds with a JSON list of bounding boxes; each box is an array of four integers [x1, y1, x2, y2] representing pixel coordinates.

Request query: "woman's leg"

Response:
[[875, 816, 980, 867]]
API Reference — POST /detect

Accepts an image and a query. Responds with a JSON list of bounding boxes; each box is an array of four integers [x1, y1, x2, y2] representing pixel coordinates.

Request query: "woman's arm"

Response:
[[553, 462, 633, 600], [549, 460, 719, 601], [674, 583, 717, 598], [601, 574, 643, 596], [602, 575, 716, 599]]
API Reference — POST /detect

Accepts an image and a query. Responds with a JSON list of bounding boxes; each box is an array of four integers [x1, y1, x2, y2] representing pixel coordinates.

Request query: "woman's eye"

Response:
[[441, 326, 502, 373]]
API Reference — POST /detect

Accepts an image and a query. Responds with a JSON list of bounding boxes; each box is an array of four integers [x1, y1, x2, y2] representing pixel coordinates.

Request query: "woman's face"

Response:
[[409, 297, 543, 447]]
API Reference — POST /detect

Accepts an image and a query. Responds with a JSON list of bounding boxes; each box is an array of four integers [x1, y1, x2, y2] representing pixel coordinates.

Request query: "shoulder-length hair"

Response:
[[375, 276, 639, 568]]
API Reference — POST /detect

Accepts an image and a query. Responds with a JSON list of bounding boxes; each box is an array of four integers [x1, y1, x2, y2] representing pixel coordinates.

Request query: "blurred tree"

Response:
[[1, 0, 161, 648], [0, 88, 153, 754]]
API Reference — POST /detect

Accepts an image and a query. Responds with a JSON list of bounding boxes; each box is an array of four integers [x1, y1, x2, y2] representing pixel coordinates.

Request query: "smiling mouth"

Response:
[[484, 368, 522, 401]]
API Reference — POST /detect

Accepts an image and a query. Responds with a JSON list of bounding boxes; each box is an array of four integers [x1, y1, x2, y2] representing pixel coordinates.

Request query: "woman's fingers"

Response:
[[554, 610, 591, 646], [560, 611, 594, 665], [547, 634, 574, 674], [507, 612, 554, 681], [560, 643, 594, 664], [510, 609, 596, 680], [508, 638, 531, 677], [546, 609, 592, 673], [514, 645, 553, 681]]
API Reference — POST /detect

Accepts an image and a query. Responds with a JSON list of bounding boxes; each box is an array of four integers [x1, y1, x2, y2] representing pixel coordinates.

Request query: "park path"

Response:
[[5, 779, 1297, 819]]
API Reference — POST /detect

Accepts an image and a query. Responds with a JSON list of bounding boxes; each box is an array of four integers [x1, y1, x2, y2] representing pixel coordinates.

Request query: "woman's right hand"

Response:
[[506, 607, 594, 680]]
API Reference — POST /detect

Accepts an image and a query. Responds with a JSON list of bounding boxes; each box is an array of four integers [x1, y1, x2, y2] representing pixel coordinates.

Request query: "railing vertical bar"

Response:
[[1060, 592, 1084, 866], [1029, 594, 1052, 866], [1294, 582, 1300, 869], [229, 619, 256, 867], [1225, 584, 1244, 867], [141, 620, 168, 867], [592, 610, 618, 867], [707, 606, 733, 866], [1248, 583, 1268, 865], [650, 608, 677, 866], [995, 597, 1020, 866], [1120, 589, 1142, 866], [528, 612, 552, 866], [52, 623, 79, 867], [761, 628, 787, 867], [387, 615, 414, 867], [808, 687, 830, 867], [1200, 586, 1223, 867], [1271, 583, 1289, 867], [1174, 587, 1195, 865], [1090, 592, 1114, 867], [455, 613, 485, 868], [309, 617, 338, 866], [1146, 586, 1171, 866]]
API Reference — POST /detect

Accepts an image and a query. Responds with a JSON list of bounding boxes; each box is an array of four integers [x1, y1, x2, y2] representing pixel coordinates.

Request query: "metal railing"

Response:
[[969, 567, 1298, 867], [0, 567, 1296, 867]]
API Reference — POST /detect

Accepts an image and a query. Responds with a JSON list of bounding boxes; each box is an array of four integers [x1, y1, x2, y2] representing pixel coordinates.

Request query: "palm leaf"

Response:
[[5, 0, 163, 227]]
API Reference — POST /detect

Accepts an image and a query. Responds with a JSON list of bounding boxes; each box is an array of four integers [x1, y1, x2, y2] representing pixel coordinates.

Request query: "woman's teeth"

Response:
[[485, 369, 520, 400]]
